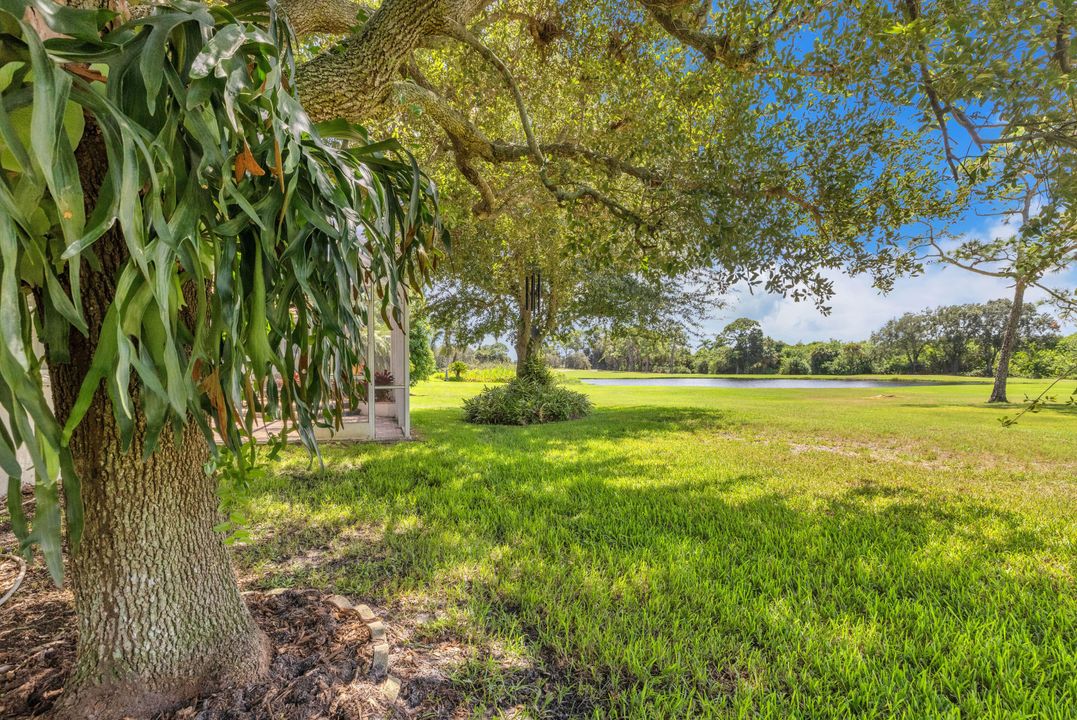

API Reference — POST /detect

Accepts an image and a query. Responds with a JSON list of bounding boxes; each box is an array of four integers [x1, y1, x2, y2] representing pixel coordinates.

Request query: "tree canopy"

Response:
[[286, 0, 993, 304], [305, 0, 1072, 381]]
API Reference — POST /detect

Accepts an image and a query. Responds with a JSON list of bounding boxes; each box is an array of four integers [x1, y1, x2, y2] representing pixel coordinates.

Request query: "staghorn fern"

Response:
[[0, 0, 444, 582]]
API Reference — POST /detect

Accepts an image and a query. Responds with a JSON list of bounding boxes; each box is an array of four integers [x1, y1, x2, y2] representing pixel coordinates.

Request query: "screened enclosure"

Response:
[[3, 288, 414, 494], [252, 288, 412, 444]]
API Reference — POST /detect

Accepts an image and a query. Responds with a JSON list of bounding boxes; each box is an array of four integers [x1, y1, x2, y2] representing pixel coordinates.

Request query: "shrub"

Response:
[[359, 369, 395, 401], [1011, 338, 1077, 378], [409, 318, 437, 384], [829, 343, 875, 375], [463, 381, 592, 425], [374, 370, 395, 401], [518, 353, 554, 383], [460, 365, 517, 383], [463, 357, 592, 425], [449, 360, 468, 380], [779, 354, 811, 375]]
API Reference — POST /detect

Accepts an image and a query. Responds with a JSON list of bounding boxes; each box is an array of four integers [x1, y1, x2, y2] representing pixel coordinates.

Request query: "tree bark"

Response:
[[47, 122, 269, 719], [989, 280, 1026, 403], [293, 0, 492, 122], [515, 309, 534, 376]]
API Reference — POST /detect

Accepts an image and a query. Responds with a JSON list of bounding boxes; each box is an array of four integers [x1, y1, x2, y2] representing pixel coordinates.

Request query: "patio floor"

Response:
[[245, 414, 407, 443]]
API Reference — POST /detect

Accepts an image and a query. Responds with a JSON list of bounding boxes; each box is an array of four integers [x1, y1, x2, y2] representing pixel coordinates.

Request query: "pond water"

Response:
[[580, 377, 942, 389]]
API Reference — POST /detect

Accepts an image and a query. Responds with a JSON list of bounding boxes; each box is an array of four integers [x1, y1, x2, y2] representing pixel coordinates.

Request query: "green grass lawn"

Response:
[[232, 374, 1077, 719]]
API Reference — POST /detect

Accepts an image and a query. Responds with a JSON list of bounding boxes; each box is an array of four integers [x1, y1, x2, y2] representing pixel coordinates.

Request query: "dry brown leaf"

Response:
[[234, 142, 266, 183]]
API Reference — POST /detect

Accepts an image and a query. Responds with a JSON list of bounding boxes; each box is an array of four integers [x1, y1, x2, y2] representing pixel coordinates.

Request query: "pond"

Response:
[[579, 377, 944, 389]]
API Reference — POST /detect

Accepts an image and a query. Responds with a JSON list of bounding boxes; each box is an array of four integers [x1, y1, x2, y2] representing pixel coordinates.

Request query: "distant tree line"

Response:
[[551, 300, 1073, 379]]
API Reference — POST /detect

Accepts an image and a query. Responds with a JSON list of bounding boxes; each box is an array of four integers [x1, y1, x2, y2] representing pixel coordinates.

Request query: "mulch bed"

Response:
[[0, 496, 398, 720], [0, 573, 390, 719], [0, 494, 576, 719], [0, 549, 74, 717], [169, 589, 382, 719]]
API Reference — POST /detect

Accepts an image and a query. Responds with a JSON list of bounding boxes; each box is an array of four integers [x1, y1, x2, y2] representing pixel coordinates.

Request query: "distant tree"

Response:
[[970, 300, 1015, 377], [872, 312, 932, 372], [832, 342, 875, 375], [426, 211, 718, 376], [719, 319, 769, 374], [1012, 334, 1077, 379], [449, 361, 469, 380], [929, 305, 977, 374], [779, 352, 812, 376], [577, 324, 694, 373], [707, 346, 737, 375], [807, 341, 843, 375], [968, 300, 1060, 378], [865, 300, 1060, 377], [475, 343, 512, 364], [562, 352, 592, 371]]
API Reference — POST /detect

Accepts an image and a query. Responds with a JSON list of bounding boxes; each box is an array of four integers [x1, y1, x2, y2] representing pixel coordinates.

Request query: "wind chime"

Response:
[[523, 268, 544, 362]]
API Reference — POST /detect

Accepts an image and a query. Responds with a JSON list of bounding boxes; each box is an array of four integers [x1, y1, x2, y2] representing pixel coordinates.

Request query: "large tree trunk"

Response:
[[514, 335, 532, 376], [988, 280, 1026, 403], [46, 122, 269, 719]]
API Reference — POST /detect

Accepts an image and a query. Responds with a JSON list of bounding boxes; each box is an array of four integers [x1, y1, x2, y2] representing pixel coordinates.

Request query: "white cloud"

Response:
[[701, 262, 1077, 343], [697, 210, 1077, 343]]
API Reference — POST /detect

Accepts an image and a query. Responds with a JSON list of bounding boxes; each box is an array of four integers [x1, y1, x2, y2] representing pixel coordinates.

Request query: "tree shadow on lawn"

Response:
[[234, 404, 1073, 716], [894, 398, 1077, 416], [236, 406, 732, 586], [416, 403, 741, 443]]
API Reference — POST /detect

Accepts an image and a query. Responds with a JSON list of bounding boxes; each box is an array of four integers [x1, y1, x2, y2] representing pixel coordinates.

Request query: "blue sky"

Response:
[[685, 3, 1075, 344], [698, 213, 1077, 343]]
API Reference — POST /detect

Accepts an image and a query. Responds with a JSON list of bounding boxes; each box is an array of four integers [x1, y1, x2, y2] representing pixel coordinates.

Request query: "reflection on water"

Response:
[[580, 377, 945, 389]]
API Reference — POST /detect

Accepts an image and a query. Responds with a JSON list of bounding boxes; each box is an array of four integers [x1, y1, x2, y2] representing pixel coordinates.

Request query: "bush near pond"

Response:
[[463, 358, 592, 425]]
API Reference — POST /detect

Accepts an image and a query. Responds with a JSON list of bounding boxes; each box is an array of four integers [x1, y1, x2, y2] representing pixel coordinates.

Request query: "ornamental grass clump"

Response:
[[462, 356, 591, 425]]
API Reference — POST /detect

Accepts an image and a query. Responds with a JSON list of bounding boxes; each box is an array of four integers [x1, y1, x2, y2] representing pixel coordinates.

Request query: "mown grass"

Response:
[[231, 374, 1077, 719]]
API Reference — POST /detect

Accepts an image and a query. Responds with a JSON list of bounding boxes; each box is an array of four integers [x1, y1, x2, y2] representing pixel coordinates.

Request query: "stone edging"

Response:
[[326, 594, 402, 703]]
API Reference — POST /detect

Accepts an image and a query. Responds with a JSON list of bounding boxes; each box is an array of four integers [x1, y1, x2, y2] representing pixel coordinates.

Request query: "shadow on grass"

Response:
[[232, 404, 1073, 717]]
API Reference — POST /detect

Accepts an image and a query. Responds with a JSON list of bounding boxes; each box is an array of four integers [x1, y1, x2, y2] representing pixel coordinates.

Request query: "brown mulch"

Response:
[[0, 548, 74, 717], [0, 575, 388, 720], [167, 589, 381, 719], [0, 497, 394, 720], [0, 494, 581, 719]]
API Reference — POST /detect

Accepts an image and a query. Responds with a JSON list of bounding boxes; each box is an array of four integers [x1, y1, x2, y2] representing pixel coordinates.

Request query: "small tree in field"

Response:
[[719, 318, 769, 375], [449, 360, 468, 380], [1, 1, 440, 716]]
